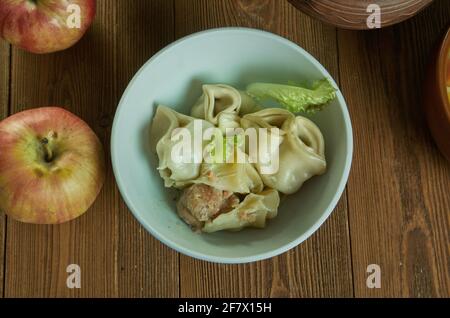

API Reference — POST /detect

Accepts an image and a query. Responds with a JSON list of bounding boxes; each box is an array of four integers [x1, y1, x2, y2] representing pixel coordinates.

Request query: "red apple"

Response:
[[0, 0, 96, 53], [0, 107, 105, 224]]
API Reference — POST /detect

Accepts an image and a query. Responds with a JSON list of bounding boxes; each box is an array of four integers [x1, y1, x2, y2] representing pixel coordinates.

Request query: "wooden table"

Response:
[[0, 0, 449, 298]]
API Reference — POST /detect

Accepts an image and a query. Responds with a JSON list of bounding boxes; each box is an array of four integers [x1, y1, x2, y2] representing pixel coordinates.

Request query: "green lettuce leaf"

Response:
[[246, 79, 337, 114]]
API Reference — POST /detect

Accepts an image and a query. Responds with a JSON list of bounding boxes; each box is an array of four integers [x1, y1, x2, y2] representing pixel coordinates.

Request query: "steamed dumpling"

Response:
[[241, 109, 326, 194], [238, 90, 262, 115], [240, 108, 291, 175], [150, 83, 328, 234], [150, 105, 214, 187], [203, 189, 280, 233], [269, 116, 326, 194], [241, 108, 294, 130], [191, 84, 242, 131], [193, 158, 264, 194], [177, 141, 264, 194]]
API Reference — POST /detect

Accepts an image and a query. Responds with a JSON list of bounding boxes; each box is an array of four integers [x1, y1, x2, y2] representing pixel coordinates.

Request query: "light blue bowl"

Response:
[[111, 28, 353, 264]]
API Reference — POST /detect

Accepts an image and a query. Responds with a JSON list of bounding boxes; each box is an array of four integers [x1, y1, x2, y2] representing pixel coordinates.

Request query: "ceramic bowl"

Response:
[[111, 28, 353, 263]]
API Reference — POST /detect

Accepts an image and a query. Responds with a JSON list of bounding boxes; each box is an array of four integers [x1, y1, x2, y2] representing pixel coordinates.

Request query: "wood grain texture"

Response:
[[114, 0, 179, 298], [4, 1, 120, 297], [175, 0, 353, 298], [3, 0, 179, 298], [0, 41, 10, 298], [338, 0, 450, 297], [2, 0, 449, 298], [2, 0, 171, 298], [288, 0, 434, 30]]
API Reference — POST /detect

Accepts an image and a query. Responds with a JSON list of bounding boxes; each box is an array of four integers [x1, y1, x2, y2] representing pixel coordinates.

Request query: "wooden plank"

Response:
[[114, 0, 179, 298], [338, 1, 450, 297], [175, 0, 353, 297], [4, 0, 176, 297], [0, 41, 10, 298]]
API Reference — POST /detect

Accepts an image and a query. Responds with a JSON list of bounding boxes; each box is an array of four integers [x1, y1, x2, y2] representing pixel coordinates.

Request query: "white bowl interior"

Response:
[[112, 28, 352, 263]]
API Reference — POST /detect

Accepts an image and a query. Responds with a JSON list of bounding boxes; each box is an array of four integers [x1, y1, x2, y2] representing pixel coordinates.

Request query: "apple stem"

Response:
[[41, 138, 53, 162]]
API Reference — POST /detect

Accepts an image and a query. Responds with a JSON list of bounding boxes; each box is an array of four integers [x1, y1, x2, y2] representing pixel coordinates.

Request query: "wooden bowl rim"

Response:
[[288, 0, 435, 30]]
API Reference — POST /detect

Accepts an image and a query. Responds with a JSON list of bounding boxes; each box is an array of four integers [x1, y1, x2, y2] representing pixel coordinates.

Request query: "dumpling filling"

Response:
[[177, 184, 240, 231], [176, 184, 280, 233]]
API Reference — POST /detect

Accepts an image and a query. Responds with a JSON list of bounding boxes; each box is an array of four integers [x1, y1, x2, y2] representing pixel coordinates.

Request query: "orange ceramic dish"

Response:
[[447, 50, 450, 103], [424, 27, 450, 161]]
